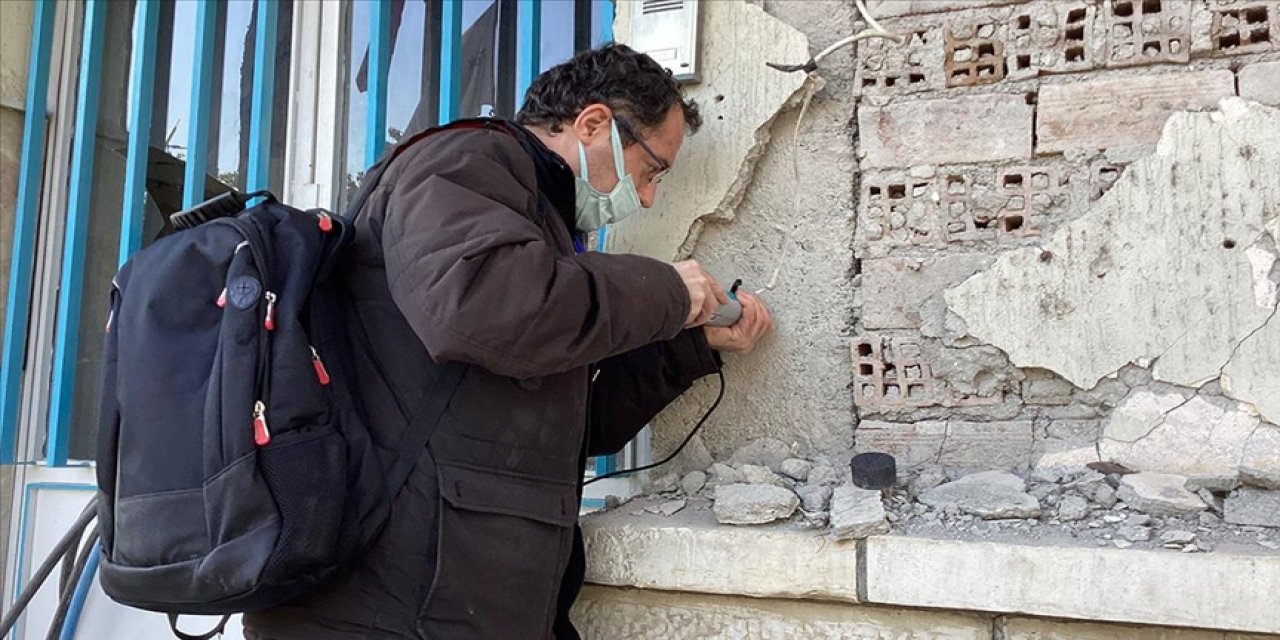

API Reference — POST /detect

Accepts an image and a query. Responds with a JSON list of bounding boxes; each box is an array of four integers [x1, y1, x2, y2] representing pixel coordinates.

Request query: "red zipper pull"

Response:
[[216, 288, 227, 308], [310, 346, 331, 385], [318, 212, 334, 233], [264, 292, 277, 331], [253, 401, 271, 446]]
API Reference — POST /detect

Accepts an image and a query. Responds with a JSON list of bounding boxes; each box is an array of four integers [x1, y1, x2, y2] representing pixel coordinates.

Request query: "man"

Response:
[[243, 44, 773, 640]]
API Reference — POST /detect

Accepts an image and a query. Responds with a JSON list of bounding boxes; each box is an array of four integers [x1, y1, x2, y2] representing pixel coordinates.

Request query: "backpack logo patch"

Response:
[[228, 276, 262, 310]]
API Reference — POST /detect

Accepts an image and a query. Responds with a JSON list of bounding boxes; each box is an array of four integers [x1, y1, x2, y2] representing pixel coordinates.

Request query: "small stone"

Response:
[[707, 463, 744, 485], [1259, 539, 1280, 550], [830, 485, 891, 540], [1199, 512, 1221, 526], [1117, 473, 1207, 516], [1197, 488, 1224, 514], [807, 465, 841, 487], [1224, 488, 1280, 528], [1117, 525, 1152, 542], [604, 495, 624, 510], [1161, 530, 1196, 545], [796, 484, 834, 513], [1057, 495, 1090, 522], [740, 464, 787, 486], [1124, 514, 1151, 527], [909, 468, 948, 497], [729, 438, 792, 473], [681, 471, 707, 495], [1030, 468, 1062, 484], [712, 484, 799, 525], [1114, 540, 1133, 549], [644, 499, 687, 517], [918, 471, 1041, 520], [1181, 544, 1201, 553], [1102, 514, 1125, 524], [1093, 484, 1119, 508], [780, 458, 813, 482], [651, 472, 681, 494]]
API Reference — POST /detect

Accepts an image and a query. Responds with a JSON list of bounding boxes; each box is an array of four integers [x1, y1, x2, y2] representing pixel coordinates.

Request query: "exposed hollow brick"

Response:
[[1208, 0, 1278, 54], [944, 20, 1008, 87], [1006, 1, 1096, 79], [858, 163, 1075, 256], [857, 27, 945, 96], [1102, 0, 1193, 67], [1089, 161, 1126, 201], [1035, 70, 1236, 155], [852, 337, 936, 409]]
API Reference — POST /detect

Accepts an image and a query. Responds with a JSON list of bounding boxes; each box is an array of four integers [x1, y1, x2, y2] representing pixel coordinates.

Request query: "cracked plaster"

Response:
[[946, 99, 1280, 426], [607, 0, 813, 261]]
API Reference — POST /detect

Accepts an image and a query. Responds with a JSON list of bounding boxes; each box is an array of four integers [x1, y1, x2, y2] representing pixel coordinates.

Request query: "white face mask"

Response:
[[574, 119, 643, 231]]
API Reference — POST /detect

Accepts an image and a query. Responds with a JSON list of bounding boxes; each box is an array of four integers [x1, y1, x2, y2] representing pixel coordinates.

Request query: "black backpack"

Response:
[[94, 123, 489, 635]]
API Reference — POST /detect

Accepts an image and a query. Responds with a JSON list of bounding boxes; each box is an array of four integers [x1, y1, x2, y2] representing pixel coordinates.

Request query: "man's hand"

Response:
[[704, 292, 774, 353], [673, 260, 730, 327]]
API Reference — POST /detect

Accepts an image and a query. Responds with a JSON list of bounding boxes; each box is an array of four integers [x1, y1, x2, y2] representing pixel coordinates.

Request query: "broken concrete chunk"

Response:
[[908, 467, 948, 497], [779, 458, 812, 482], [707, 462, 744, 486], [1160, 530, 1196, 545], [1102, 395, 1256, 485], [806, 464, 841, 487], [681, 471, 707, 496], [796, 484, 833, 514], [1093, 484, 1119, 508], [1117, 525, 1152, 542], [1116, 473, 1207, 516], [739, 464, 787, 486], [918, 471, 1041, 520], [1240, 423, 1280, 490], [651, 472, 681, 494], [1056, 495, 1090, 522], [1224, 488, 1280, 528], [712, 484, 799, 526], [728, 438, 792, 473], [643, 499, 687, 517], [829, 485, 890, 541]]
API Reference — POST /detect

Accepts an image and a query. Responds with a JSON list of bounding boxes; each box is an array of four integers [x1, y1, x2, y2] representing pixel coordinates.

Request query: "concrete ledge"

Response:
[[582, 499, 859, 602], [865, 536, 1280, 635], [582, 500, 1280, 634]]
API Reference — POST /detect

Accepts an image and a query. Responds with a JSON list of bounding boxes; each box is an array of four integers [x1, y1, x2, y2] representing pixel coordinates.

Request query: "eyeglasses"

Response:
[[613, 115, 671, 185]]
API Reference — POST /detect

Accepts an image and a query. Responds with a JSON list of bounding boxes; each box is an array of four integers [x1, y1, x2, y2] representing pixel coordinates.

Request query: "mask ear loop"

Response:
[[609, 118, 629, 183], [577, 139, 591, 183]]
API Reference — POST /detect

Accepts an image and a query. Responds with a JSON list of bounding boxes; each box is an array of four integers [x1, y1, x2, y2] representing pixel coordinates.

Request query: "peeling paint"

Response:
[[945, 100, 1280, 427]]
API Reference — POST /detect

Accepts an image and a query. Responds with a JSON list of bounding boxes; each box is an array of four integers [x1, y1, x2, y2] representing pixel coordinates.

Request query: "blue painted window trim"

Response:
[[0, 0, 57, 465], [46, 0, 109, 468], [365, 0, 391, 168], [245, 0, 279, 193], [118, 0, 161, 265], [515, 0, 541, 113], [438, 0, 463, 125], [182, 1, 219, 209], [591, 0, 617, 479]]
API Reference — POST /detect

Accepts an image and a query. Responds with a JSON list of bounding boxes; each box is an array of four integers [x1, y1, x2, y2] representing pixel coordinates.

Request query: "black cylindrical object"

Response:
[[851, 452, 897, 490]]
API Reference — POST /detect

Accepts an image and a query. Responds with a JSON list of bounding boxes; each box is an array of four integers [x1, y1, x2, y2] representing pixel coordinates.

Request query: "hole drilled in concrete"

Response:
[[1223, 239, 1237, 249]]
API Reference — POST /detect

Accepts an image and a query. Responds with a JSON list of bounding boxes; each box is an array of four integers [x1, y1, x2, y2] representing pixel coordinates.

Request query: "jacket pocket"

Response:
[[418, 463, 577, 639]]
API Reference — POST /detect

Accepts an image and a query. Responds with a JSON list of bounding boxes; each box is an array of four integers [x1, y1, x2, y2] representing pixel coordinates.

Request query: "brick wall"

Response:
[[850, 0, 1280, 474]]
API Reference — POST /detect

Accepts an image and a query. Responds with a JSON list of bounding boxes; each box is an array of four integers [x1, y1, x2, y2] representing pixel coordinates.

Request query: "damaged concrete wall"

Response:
[[610, 0, 1280, 510], [612, 0, 862, 466]]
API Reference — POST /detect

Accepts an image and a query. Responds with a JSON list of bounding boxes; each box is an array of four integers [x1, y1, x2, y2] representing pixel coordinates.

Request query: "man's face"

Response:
[[577, 104, 685, 208]]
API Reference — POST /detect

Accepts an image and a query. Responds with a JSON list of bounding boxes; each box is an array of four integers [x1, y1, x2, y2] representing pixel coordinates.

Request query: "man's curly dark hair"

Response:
[[516, 44, 702, 141]]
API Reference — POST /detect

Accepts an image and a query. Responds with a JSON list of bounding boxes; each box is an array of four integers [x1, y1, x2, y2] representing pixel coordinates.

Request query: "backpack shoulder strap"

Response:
[[384, 362, 467, 496]]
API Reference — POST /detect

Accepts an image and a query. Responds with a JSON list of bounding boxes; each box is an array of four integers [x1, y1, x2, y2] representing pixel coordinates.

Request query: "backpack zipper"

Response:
[[253, 400, 271, 446], [220, 216, 275, 446], [310, 346, 331, 386]]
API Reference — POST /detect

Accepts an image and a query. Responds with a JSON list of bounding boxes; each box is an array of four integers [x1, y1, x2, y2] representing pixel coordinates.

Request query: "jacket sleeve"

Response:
[[380, 130, 691, 380], [586, 329, 721, 457]]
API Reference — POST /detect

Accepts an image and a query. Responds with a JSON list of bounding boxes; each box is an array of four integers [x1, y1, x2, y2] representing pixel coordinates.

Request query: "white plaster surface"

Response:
[[1101, 394, 1259, 483], [946, 100, 1280, 425], [609, 0, 812, 261]]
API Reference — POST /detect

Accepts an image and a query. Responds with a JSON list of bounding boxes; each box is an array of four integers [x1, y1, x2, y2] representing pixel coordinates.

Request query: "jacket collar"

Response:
[[502, 121, 578, 238]]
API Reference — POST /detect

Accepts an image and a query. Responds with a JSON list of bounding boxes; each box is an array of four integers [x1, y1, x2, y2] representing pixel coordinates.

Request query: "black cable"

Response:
[[0, 501, 96, 637], [585, 369, 726, 486], [45, 528, 99, 640]]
